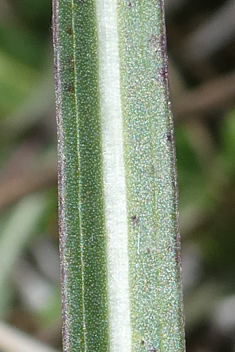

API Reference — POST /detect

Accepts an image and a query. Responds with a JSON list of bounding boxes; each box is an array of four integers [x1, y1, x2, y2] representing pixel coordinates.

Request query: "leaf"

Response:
[[0, 194, 48, 314], [53, 0, 185, 351]]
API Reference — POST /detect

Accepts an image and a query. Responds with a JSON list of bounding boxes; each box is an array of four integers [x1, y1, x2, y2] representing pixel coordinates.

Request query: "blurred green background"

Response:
[[0, 0, 235, 351]]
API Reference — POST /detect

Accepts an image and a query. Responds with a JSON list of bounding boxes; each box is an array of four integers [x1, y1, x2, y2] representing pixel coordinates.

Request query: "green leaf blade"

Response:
[[54, 0, 109, 351], [117, 1, 185, 351], [53, 0, 185, 351]]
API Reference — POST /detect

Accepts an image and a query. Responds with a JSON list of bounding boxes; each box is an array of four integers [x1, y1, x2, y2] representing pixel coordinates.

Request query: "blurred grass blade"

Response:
[[0, 321, 59, 352], [0, 195, 47, 314], [53, 0, 185, 351]]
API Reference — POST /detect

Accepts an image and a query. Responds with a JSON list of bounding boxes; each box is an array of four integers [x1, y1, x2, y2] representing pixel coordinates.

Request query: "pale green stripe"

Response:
[[117, 1, 185, 351]]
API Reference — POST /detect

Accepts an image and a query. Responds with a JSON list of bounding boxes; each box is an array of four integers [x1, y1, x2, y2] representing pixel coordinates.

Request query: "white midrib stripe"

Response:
[[95, 1, 132, 352]]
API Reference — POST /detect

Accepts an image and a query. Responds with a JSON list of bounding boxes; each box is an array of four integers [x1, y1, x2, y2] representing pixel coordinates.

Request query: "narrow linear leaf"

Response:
[[0, 321, 59, 352], [53, 1, 185, 351], [0, 194, 47, 313]]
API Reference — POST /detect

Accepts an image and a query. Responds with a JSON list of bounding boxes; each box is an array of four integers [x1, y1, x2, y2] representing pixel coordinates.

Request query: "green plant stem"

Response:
[[53, 0, 185, 351]]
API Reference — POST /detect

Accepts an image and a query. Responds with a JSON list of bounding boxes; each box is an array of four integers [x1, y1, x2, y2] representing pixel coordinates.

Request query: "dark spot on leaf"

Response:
[[66, 26, 72, 35], [131, 214, 139, 225], [150, 347, 157, 352], [160, 66, 168, 81], [64, 82, 74, 93], [167, 133, 172, 142]]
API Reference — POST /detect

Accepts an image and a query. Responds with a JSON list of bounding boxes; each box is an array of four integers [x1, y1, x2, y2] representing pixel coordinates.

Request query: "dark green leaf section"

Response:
[[53, 1, 108, 351], [118, 1, 185, 351]]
